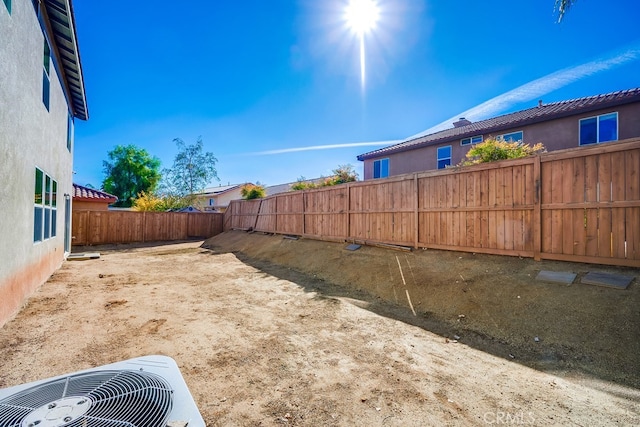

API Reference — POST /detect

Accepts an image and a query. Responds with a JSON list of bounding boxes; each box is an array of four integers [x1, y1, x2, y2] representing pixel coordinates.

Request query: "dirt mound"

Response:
[[203, 230, 640, 388]]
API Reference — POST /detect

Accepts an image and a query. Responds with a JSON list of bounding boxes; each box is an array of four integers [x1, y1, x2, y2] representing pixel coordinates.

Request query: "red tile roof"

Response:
[[72, 183, 117, 203], [358, 88, 640, 160]]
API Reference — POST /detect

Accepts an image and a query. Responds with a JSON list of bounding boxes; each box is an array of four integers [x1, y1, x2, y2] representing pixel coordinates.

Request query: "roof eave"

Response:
[[74, 197, 118, 203], [43, 0, 88, 120]]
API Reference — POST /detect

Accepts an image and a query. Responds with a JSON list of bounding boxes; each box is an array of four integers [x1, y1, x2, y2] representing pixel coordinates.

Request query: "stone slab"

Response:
[[535, 270, 577, 284], [345, 244, 361, 251], [67, 253, 101, 261], [581, 272, 634, 289]]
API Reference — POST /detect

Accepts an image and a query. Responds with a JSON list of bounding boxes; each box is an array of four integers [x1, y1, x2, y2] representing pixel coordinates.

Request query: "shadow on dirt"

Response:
[[202, 231, 640, 391]]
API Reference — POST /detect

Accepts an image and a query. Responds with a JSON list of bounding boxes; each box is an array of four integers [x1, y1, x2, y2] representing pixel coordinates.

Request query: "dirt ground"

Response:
[[1, 231, 639, 426]]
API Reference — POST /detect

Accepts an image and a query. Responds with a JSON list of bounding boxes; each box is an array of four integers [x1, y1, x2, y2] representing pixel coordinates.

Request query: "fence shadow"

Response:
[[202, 232, 640, 392]]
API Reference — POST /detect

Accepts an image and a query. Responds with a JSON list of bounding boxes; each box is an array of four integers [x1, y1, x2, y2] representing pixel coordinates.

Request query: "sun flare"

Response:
[[345, 0, 380, 34], [344, 0, 380, 89]]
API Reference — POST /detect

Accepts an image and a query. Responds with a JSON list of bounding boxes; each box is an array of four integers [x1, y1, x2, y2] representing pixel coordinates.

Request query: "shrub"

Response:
[[460, 138, 545, 166], [240, 184, 266, 200], [133, 191, 195, 211], [133, 191, 164, 211], [290, 165, 358, 191], [325, 164, 358, 186], [291, 177, 319, 191]]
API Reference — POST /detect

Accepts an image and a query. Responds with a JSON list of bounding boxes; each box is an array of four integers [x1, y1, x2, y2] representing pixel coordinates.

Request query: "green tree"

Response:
[[555, 0, 577, 22], [240, 184, 266, 200], [162, 137, 218, 196], [102, 145, 161, 207]]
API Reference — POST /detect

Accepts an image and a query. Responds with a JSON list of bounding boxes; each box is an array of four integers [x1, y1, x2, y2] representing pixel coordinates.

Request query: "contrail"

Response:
[[406, 41, 640, 140], [246, 41, 639, 156], [250, 140, 402, 155]]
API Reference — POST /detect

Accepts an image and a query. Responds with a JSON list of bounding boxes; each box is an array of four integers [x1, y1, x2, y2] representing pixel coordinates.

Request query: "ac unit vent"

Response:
[[0, 356, 204, 427]]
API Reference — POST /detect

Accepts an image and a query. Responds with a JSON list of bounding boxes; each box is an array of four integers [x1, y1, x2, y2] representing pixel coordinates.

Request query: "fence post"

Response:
[[347, 184, 351, 240], [533, 155, 542, 261], [87, 211, 92, 246], [302, 192, 306, 236], [414, 173, 419, 249], [254, 199, 263, 231], [275, 195, 279, 233]]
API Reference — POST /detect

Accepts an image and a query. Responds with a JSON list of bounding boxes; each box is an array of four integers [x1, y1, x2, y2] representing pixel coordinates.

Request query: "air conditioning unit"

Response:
[[0, 355, 205, 427]]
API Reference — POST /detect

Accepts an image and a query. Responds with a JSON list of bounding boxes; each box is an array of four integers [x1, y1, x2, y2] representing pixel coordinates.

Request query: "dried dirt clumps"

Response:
[[0, 231, 638, 425]]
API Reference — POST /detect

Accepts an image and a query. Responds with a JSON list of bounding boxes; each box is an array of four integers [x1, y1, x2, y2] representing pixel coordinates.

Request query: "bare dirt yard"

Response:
[[1, 230, 639, 426]]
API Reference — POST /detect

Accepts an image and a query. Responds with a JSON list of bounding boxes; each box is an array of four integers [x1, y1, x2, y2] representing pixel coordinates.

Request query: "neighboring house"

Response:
[[169, 206, 202, 213], [265, 177, 327, 196], [0, 0, 88, 326], [73, 184, 117, 211], [193, 184, 249, 212], [358, 88, 640, 179]]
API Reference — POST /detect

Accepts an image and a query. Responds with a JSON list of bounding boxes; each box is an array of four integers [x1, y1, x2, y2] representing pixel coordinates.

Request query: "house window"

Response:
[[373, 158, 389, 178], [461, 135, 483, 146], [3, 0, 10, 14], [497, 131, 523, 142], [579, 112, 618, 145], [34, 168, 57, 242], [67, 113, 74, 152], [437, 146, 451, 169], [43, 40, 51, 111], [34, 169, 44, 242], [209, 198, 214, 206]]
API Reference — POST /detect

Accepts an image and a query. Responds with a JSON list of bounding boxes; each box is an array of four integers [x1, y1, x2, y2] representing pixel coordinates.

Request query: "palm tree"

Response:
[[555, 0, 577, 22]]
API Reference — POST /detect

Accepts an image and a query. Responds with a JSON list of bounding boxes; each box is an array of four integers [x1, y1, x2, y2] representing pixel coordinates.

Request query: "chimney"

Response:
[[453, 117, 472, 128], [538, 100, 543, 107]]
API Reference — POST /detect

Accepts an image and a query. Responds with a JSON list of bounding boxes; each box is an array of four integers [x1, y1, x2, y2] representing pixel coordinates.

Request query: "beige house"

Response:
[[358, 88, 640, 179], [194, 184, 249, 212]]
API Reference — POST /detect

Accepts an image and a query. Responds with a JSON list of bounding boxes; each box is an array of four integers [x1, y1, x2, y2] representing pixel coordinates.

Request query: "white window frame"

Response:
[[373, 158, 389, 179], [34, 168, 57, 243], [43, 39, 51, 111], [67, 113, 74, 152], [461, 135, 483, 146], [437, 145, 452, 169], [497, 131, 523, 143], [579, 112, 618, 146]]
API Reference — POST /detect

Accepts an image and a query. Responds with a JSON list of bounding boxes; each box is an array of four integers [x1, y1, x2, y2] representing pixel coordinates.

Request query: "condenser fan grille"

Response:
[[0, 370, 173, 427]]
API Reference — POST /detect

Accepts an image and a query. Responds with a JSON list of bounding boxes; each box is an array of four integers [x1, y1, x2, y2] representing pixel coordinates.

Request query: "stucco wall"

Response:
[[363, 102, 640, 179], [73, 200, 111, 211], [214, 189, 244, 208], [0, 0, 76, 326], [195, 188, 244, 210]]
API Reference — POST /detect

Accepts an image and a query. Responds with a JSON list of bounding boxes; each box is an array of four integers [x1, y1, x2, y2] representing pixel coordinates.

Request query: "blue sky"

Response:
[[72, 0, 640, 189]]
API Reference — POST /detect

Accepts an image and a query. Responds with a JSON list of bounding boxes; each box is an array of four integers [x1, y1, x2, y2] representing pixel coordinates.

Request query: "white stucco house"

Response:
[[0, 0, 88, 326], [193, 184, 250, 212]]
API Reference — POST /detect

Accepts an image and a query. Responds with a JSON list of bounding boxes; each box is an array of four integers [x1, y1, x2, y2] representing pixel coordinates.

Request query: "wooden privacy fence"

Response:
[[224, 138, 640, 267], [72, 211, 224, 245]]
